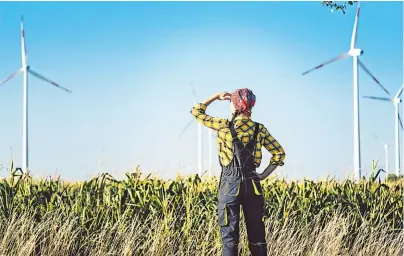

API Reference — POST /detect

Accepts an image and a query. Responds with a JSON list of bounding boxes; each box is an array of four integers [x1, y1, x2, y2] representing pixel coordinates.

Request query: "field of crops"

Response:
[[0, 164, 403, 256]]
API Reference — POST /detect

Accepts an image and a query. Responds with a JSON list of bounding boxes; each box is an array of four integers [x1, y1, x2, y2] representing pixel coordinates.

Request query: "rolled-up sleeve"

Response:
[[190, 103, 228, 130], [261, 126, 286, 166]]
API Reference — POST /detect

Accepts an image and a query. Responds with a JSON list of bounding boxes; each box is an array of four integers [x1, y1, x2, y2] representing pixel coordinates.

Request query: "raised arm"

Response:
[[190, 92, 231, 130], [256, 126, 286, 180]]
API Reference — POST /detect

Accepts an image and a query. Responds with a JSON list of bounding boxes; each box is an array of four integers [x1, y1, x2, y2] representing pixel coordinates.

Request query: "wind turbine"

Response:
[[384, 144, 390, 178], [0, 16, 71, 174], [372, 134, 390, 178], [363, 85, 404, 176], [208, 129, 213, 176], [402, 2, 404, 179], [301, 2, 387, 180], [179, 83, 214, 177]]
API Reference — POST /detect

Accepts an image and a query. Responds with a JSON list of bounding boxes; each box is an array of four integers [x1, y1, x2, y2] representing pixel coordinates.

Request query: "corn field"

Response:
[[0, 164, 403, 256]]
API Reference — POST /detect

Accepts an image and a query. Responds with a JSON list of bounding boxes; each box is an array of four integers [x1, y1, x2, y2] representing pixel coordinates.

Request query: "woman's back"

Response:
[[190, 103, 285, 168]]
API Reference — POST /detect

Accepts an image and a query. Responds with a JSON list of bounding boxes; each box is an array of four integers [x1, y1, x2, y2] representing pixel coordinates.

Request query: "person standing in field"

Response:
[[190, 88, 286, 256]]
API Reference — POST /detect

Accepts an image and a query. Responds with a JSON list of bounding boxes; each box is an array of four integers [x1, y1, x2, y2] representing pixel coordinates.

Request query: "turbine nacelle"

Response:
[[393, 98, 401, 105], [348, 48, 363, 57]]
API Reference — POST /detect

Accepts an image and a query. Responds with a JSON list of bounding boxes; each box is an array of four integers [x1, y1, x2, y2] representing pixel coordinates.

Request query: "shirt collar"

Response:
[[234, 115, 250, 121]]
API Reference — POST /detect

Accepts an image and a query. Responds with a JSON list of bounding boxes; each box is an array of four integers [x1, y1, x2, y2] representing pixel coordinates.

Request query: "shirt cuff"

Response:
[[270, 159, 284, 166], [193, 103, 207, 111]]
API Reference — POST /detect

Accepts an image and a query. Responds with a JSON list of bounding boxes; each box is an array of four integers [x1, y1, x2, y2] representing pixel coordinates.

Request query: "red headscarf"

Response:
[[231, 88, 256, 117]]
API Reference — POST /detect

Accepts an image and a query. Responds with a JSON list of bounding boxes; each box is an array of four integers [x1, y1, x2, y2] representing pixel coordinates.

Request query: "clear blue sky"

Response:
[[0, 1, 402, 181]]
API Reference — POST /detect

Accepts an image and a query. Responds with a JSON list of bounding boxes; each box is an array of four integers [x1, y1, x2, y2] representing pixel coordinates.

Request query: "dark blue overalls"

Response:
[[218, 121, 267, 256]]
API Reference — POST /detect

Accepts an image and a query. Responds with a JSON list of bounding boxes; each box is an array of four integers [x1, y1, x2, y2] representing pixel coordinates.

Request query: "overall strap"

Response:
[[253, 122, 260, 140], [229, 121, 238, 139]]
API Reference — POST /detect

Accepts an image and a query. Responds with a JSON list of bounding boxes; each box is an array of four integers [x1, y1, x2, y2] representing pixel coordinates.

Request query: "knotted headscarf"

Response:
[[230, 88, 256, 117]]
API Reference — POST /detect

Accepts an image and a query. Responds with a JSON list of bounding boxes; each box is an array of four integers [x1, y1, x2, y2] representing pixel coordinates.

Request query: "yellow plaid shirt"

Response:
[[190, 103, 286, 168]]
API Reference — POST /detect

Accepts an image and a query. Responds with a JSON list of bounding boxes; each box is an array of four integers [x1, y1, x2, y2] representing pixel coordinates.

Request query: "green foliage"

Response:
[[322, 1, 357, 14], [387, 173, 404, 182]]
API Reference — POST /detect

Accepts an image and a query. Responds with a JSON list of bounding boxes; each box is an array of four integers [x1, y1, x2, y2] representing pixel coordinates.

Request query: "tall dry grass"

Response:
[[0, 209, 402, 256]]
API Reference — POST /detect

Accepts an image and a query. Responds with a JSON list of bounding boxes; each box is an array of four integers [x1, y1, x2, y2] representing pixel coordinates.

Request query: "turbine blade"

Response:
[[399, 114, 403, 130], [358, 59, 390, 96], [372, 133, 386, 146], [394, 84, 404, 99], [0, 69, 22, 87], [301, 53, 349, 76], [178, 119, 194, 138], [190, 83, 198, 103], [28, 69, 72, 93], [21, 15, 27, 65], [350, 2, 361, 50], [362, 96, 391, 101]]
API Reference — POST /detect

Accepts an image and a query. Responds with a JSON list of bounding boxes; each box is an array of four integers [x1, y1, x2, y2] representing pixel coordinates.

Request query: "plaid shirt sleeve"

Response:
[[190, 103, 228, 130], [261, 126, 286, 166]]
